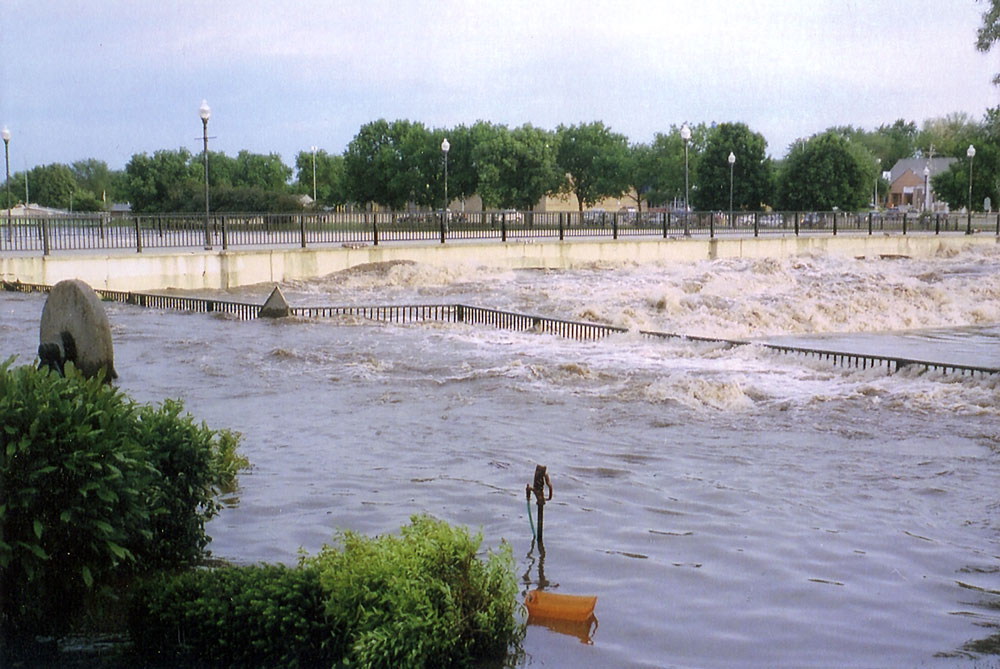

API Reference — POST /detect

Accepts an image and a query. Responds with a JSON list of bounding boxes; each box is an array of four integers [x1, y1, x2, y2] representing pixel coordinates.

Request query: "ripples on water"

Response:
[[2, 246, 1000, 667]]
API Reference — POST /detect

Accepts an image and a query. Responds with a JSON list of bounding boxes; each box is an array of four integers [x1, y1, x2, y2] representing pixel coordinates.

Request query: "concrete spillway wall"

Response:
[[2, 234, 997, 292]]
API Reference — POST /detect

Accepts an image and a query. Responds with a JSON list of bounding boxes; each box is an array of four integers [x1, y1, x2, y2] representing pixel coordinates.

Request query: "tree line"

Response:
[[3, 110, 997, 214]]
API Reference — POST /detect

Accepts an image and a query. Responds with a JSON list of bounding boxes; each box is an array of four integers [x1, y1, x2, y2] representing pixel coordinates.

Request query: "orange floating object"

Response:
[[525, 589, 597, 623]]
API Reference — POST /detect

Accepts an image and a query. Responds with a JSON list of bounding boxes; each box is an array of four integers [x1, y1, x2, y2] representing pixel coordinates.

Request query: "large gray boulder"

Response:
[[39, 279, 117, 380]]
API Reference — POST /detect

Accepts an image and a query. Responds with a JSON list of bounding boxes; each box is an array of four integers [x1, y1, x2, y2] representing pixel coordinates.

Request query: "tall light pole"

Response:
[[311, 145, 317, 204], [874, 158, 881, 209], [441, 137, 450, 211], [728, 151, 736, 230], [2, 125, 10, 242], [923, 165, 930, 212], [967, 143, 976, 235], [680, 123, 691, 236], [199, 99, 212, 249]]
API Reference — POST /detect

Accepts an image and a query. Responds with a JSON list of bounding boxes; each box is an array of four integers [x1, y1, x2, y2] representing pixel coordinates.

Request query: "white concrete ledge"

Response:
[[2, 234, 997, 292]]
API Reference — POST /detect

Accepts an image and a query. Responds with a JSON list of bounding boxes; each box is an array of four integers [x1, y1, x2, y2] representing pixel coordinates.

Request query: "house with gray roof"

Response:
[[886, 157, 956, 212]]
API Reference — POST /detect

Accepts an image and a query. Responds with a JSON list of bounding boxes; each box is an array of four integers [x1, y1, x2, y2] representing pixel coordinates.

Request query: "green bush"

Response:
[[0, 359, 246, 646], [309, 514, 523, 668], [129, 564, 332, 667], [128, 516, 524, 668], [129, 398, 246, 567]]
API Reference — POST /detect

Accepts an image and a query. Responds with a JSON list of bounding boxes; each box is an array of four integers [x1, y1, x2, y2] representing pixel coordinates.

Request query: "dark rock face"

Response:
[[39, 279, 117, 380]]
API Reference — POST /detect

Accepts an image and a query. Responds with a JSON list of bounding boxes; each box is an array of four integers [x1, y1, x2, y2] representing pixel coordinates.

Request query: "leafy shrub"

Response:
[[129, 398, 246, 568], [128, 564, 332, 667], [128, 516, 524, 668], [0, 359, 246, 647], [308, 514, 523, 668]]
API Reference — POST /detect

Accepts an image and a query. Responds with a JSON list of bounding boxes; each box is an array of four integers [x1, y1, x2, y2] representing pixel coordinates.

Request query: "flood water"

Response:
[[3, 245, 1000, 667]]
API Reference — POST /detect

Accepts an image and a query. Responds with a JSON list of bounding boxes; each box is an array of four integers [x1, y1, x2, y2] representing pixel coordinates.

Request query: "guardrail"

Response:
[[5, 280, 996, 378], [2, 209, 998, 255]]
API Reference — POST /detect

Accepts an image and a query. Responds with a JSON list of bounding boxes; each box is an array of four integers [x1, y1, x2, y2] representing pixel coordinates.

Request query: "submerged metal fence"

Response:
[[5, 280, 997, 378], [2, 209, 998, 254]]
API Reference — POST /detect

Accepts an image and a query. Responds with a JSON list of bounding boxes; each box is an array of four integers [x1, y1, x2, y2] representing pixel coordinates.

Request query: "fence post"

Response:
[[501, 212, 507, 242], [440, 211, 446, 244], [794, 211, 799, 236], [372, 213, 379, 246], [902, 212, 907, 236], [299, 214, 306, 248], [935, 213, 940, 235], [41, 218, 50, 256], [867, 212, 872, 236], [559, 212, 564, 241], [831, 211, 837, 236], [135, 216, 143, 253], [753, 211, 759, 237], [664, 211, 670, 238], [612, 211, 618, 239], [710, 211, 715, 238], [221, 215, 228, 250], [996, 212, 999, 236]]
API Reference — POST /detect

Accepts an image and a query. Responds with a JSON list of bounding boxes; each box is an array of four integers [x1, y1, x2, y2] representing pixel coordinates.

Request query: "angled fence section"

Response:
[[3, 280, 996, 377]]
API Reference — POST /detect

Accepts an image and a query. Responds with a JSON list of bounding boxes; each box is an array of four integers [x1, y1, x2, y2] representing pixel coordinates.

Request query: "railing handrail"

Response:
[[3, 208, 998, 256], [4, 280, 997, 377]]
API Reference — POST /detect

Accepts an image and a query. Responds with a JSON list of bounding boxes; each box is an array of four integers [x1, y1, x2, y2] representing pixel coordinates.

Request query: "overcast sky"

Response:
[[2, 0, 998, 173]]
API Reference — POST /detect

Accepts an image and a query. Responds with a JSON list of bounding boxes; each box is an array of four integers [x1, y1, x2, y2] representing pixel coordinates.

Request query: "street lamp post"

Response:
[[923, 165, 930, 212], [728, 151, 736, 232], [199, 100, 212, 249], [966, 144, 975, 235], [441, 137, 450, 211], [2, 125, 10, 242], [311, 146, 317, 204], [874, 158, 881, 209], [681, 123, 691, 236]]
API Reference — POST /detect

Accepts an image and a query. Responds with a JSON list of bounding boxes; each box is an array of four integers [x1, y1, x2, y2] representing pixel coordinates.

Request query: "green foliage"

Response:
[[693, 122, 773, 211], [475, 123, 561, 210], [977, 0, 1000, 85], [309, 515, 523, 668], [294, 149, 348, 206], [124, 148, 194, 213], [129, 398, 246, 567], [0, 360, 150, 641], [128, 516, 523, 668], [777, 131, 875, 211], [0, 359, 246, 646], [344, 119, 438, 210], [129, 564, 333, 668], [556, 121, 630, 212]]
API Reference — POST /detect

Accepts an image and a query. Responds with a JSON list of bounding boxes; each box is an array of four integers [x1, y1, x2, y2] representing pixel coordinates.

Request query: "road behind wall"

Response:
[[1, 234, 998, 292]]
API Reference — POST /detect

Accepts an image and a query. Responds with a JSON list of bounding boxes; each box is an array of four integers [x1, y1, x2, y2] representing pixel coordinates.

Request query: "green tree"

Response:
[[441, 123, 482, 208], [232, 150, 292, 191], [475, 123, 561, 209], [977, 0, 1000, 84], [643, 130, 686, 208], [931, 108, 998, 211], [21, 163, 76, 209], [344, 119, 437, 209], [693, 122, 773, 211], [777, 131, 876, 211], [555, 121, 630, 213], [294, 149, 347, 206], [915, 112, 980, 158], [70, 158, 127, 206], [625, 142, 656, 212], [124, 148, 195, 213]]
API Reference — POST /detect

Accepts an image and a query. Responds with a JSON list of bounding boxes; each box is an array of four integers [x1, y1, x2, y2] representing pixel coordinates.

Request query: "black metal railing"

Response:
[[5, 280, 997, 378], [3, 209, 998, 255]]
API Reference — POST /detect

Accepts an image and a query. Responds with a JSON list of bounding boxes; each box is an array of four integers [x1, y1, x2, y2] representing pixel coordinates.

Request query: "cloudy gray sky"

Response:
[[2, 0, 997, 172]]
